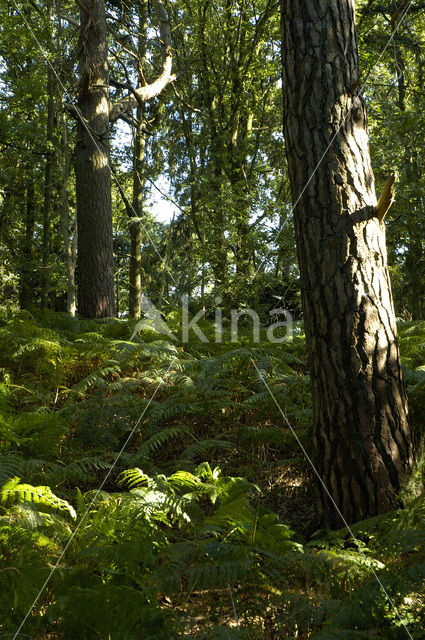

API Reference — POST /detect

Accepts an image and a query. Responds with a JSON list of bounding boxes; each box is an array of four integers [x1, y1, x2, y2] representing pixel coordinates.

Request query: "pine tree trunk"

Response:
[[281, 0, 414, 526], [74, 0, 115, 318]]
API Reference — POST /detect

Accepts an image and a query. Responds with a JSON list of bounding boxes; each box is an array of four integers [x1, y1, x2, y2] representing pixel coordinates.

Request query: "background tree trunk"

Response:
[[55, 0, 76, 316], [281, 0, 414, 526], [128, 104, 145, 319], [128, 1, 148, 319], [41, 64, 55, 309], [19, 178, 35, 311], [59, 109, 76, 316], [74, 0, 115, 318]]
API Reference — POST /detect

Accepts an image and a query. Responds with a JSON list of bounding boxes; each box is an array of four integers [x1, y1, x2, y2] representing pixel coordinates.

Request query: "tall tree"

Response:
[[55, 0, 77, 316], [19, 177, 36, 310], [73, 0, 174, 318], [41, 65, 55, 309], [166, 0, 284, 304], [128, 1, 148, 319], [74, 0, 115, 318], [356, 1, 425, 320], [281, 0, 414, 526]]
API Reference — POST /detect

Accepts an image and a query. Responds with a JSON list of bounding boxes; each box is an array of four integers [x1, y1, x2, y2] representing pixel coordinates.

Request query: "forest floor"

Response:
[[1, 309, 425, 639]]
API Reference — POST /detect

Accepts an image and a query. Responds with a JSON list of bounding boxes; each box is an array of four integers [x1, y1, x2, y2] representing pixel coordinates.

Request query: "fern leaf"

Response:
[[0, 477, 76, 519], [130, 425, 187, 464]]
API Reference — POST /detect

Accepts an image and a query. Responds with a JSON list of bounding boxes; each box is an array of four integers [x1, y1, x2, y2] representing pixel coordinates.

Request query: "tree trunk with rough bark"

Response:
[[281, 0, 414, 527], [72, 0, 173, 318], [74, 0, 115, 318]]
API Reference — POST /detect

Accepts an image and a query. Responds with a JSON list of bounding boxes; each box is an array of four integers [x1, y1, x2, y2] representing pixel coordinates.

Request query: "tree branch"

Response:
[[109, 0, 175, 122], [59, 14, 79, 27], [110, 165, 134, 220]]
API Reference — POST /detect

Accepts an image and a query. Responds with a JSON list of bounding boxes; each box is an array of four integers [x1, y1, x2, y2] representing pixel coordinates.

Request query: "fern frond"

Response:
[[69, 360, 121, 396], [118, 467, 149, 489], [179, 438, 233, 461], [0, 452, 45, 486], [0, 477, 76, 519], [130, 425, 187, 464]]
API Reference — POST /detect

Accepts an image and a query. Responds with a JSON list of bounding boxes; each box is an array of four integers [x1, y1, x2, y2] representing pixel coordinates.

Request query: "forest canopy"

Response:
[[1, 0, 424, 317]]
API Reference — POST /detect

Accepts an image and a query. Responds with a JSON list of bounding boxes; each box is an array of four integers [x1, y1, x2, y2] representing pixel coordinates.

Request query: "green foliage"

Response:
[[0, 312, 424, 639], [1, 0, 425, 633], [0, 476, 76, 519]]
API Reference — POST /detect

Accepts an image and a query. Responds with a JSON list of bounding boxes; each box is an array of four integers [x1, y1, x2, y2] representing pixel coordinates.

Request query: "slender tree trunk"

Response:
[[128, 1, 148, 319], [129, 104, 145, 319], [281, 0, 414, 526], [395, 48, 425, 319], [59, 109, 77, 316], [228, 8, 254, 280], [128, 220, 143, 317], [19, 179, 36, 311], [55, 0, 76, 315], [157, 214, 174, 310], [74, 0, 115, 318], [230, 110, 253, 280], [211, 147, 228, 293], [179, 104, 207, 291], [116, 257, 120, 316], [41, 65, 55, 309], [198, 5, 228, 294]]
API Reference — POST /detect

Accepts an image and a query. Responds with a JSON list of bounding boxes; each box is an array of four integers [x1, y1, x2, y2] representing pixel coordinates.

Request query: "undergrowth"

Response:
[[0, 310, 424, 638]]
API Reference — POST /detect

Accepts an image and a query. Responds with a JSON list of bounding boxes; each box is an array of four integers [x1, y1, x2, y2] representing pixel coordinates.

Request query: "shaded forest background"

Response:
[[1, 0, 424, 320]]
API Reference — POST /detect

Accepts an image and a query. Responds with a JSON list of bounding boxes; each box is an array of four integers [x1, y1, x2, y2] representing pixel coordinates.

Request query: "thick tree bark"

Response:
[[281, 0, 414, 526], [74, 0, 115, 318]]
